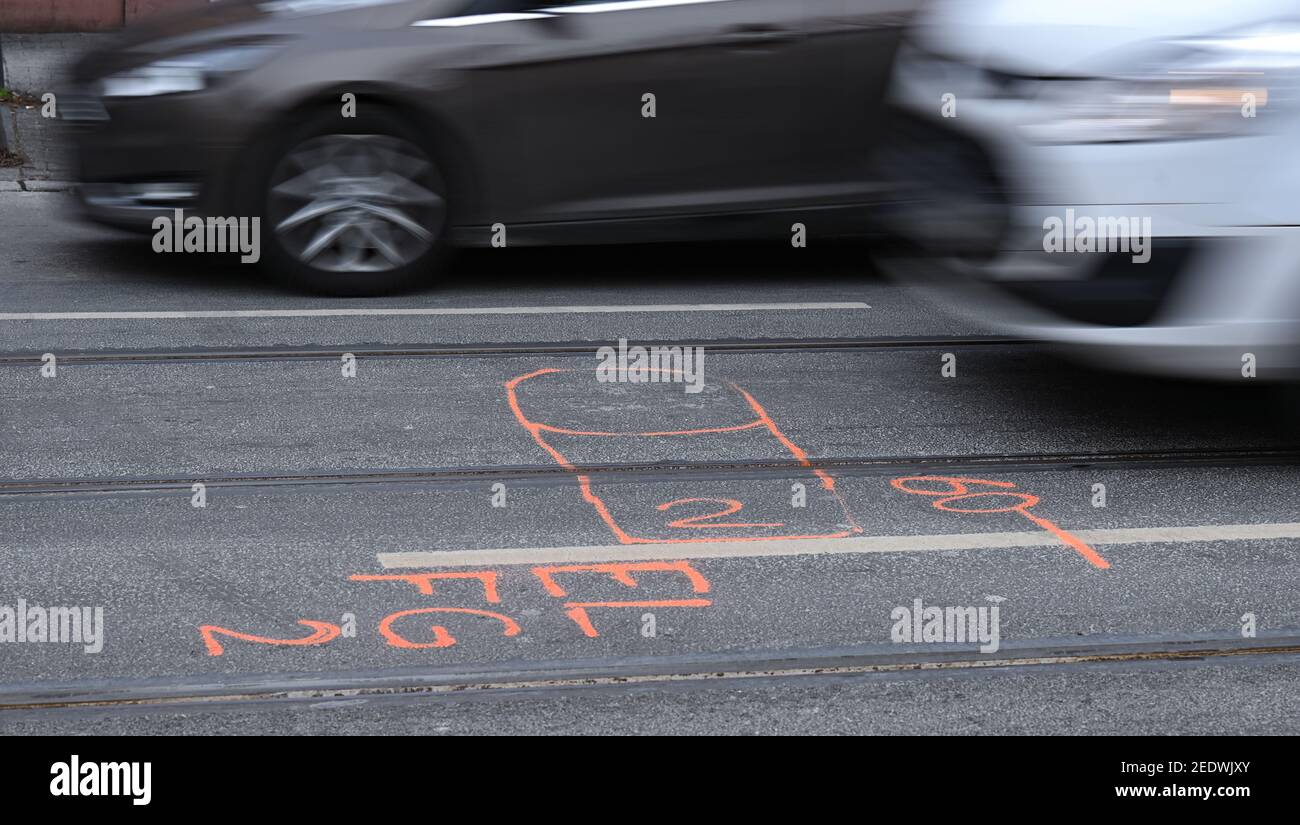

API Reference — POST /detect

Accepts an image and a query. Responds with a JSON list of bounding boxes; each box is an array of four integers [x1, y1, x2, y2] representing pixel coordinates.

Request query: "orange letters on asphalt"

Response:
[[349, 571, 501, 603], [533, 561, 713, 637], [378, 607, 521, 649]]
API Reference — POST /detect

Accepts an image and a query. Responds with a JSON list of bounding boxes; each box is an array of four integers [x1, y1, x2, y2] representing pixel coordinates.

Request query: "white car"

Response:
[[882, 0, 1300, 379]]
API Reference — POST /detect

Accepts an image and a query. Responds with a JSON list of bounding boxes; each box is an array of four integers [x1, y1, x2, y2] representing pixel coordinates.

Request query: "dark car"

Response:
[[64, 0, 915, 294]]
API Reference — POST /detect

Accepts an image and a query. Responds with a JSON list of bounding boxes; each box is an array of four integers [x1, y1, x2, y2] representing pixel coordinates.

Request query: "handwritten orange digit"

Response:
[[199, 620, 341, 657], [890, 475, 1110, 570], [658, 498, 785, 529]]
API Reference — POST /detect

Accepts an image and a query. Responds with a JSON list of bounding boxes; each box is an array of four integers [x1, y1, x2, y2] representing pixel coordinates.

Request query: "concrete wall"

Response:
[[1, 1, 209, 32]]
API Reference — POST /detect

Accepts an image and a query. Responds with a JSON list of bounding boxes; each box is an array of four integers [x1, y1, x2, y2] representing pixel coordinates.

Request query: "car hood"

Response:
[[73, 0, 463, 82], [914, 0, 1300, 76]]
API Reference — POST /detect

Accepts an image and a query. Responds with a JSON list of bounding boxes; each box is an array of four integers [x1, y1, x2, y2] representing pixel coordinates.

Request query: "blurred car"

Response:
[[880, 0, 1300, 379], [62, 0, 915, 295]]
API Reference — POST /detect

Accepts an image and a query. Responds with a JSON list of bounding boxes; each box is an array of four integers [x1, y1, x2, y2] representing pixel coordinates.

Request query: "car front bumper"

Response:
[[61, 84, 247, 231], [881, 45, 1300, 379]]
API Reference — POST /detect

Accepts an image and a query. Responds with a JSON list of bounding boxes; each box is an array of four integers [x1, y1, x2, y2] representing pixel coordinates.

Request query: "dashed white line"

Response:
[[377, 521, 1300, 568], [0, 302, 870, 321]]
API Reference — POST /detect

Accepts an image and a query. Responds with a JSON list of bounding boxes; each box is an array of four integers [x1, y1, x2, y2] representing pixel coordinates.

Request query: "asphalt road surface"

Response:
[[2, 190, 1298, 735]]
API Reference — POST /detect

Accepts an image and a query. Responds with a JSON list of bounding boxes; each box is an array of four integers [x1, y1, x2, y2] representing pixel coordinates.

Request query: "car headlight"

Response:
[[1023, 22, 1300, 144], [100, 45, 280, 98]]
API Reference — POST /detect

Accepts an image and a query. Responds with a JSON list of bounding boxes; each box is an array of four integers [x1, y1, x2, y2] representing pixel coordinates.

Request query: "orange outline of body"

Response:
[[506, 367, 862, 545]]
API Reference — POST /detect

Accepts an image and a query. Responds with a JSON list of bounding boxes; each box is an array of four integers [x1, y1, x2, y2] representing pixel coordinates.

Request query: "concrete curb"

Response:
[[0, 181, 76, 192], [0, 32, 104, 179], [24, 180, 75, 191], [0, 33, 114, 95], [0, 105, 17, 152], [1, 97, 76, 186]]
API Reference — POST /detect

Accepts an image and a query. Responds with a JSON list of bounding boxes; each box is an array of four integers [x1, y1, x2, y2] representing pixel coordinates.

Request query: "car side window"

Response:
[[535, 0, 736, 10], [459, 0, 736, 16], [460, 0, 537, 15]]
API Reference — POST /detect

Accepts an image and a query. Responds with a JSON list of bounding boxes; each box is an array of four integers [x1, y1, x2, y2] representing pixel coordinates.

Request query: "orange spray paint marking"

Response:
[[890, 475, 1110, 569], [563, 600, 713, 638], [658, 498, 785, 529], [199, 620, 340, 657], [349, 571, 501, 603], [533, 560, 712, 597], [506, 367, 861, 544], [378, 607, 521, 650], [533, 561, 712, 637]]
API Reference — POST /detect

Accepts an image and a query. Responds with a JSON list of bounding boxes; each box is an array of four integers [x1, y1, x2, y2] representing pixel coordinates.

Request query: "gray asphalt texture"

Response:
[[1, 191, 1298, 735]]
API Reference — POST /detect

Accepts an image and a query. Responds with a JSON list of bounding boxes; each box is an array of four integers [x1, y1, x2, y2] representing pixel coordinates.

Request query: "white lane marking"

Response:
[[0, 302, 869, 321], [378, 521, 1300, 568]]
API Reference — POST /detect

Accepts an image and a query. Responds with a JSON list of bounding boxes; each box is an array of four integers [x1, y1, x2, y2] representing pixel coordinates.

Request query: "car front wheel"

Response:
[[258, 109, 448, 296]]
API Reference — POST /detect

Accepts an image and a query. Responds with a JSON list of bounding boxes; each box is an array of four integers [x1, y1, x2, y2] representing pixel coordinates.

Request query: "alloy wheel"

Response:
[[267, 134, 444, 273]]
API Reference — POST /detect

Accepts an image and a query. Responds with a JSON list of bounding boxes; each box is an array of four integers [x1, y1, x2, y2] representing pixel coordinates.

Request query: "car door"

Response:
[[774, 0, 917, 208], [449, 0, 824, 224]]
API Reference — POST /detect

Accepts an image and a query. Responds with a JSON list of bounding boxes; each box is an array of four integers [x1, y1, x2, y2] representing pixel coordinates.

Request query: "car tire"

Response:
[[254, 106, 450, 296]]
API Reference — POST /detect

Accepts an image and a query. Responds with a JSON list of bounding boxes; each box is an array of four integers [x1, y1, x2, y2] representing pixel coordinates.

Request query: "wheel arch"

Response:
[[215, 83, 484, 226]]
